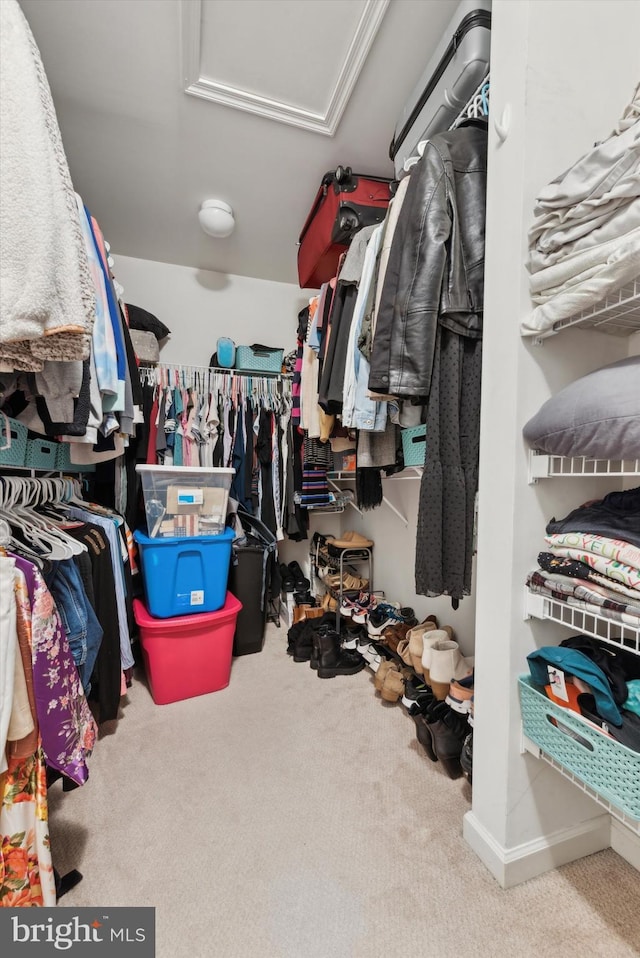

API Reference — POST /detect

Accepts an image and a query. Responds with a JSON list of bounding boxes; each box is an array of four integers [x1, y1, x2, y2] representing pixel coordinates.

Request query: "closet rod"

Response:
[[139, 362, 291, 380]]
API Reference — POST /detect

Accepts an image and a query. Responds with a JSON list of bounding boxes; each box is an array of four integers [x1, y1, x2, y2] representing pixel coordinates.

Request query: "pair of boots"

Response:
[[412, 697, 469, 779], [287, 617, 365, 679]]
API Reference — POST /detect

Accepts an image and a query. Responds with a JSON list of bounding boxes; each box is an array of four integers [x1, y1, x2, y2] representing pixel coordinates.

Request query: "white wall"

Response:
[[112, 254, 308, 365], [466, 0, 640, 887], [115, 252, 472, 635]]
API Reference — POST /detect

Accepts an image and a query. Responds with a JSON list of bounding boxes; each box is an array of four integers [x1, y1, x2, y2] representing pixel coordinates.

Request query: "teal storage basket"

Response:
[[25, 436, 60, 471], [56, 442, 72, 471], [56, 443, 95, 473], [235, 344, 283, 373], [519, 675, 640, 820], [401, 424, 426, 466], [0, 416, 28, 467]]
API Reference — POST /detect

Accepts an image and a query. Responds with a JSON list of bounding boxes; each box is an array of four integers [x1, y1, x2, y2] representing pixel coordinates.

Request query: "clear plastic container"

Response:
[[136, 465, 234, 538]]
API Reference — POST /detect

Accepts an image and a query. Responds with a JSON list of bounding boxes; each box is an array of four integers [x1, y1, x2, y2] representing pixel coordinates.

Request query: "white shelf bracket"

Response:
[[524, 587, 546, 621], [527, 450, 550, 484], [381, 495, 408, 527]]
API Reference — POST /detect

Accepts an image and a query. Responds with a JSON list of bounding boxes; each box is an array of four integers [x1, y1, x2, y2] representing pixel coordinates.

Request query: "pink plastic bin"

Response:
[[133, 592, 242, 705]]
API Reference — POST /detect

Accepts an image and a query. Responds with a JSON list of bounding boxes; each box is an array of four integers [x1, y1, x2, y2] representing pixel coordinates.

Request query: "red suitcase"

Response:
[[297, 166, 392, 289]]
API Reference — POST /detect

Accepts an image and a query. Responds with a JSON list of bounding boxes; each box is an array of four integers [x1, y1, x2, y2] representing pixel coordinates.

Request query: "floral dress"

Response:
[[1, 558, 98, 907]]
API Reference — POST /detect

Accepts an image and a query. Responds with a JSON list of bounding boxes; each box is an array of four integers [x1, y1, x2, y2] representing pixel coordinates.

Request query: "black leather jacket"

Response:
[[369, 122, 487, 398]]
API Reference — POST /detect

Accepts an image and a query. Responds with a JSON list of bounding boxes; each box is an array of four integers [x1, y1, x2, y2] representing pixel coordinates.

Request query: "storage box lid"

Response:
[[133, 592, 242, 629], [134, 526, 235, 546], [136, 465, 234, 475]]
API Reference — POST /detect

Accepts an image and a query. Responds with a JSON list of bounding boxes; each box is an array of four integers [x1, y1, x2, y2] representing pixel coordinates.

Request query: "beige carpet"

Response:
[[49, 624, 640, 958]]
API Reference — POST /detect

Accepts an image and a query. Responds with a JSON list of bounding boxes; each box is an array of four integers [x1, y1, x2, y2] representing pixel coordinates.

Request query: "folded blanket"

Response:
[[543, 544, 640, 591], [538, 551, 640, 603], [527, 571, 640, 628], [521, 239, 640, 336], [529, 569, 640, 619], [545, 532, 640, 574], [547, 487, 640, 550], [0, 1, 95, 369], [528, 112, 640, 255]]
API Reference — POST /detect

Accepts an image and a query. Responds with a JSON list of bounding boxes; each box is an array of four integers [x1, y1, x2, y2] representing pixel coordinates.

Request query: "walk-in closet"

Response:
[[1, 1, 639, 956]]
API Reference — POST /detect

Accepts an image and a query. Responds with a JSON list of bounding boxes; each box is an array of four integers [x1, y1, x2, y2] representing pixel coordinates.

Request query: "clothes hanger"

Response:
[[4, 478, 75, 560]]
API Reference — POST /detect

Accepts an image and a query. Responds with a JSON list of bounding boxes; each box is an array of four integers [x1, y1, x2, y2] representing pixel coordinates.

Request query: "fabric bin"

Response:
[[134, 526, 234, 618], [518, 675, 640, 820], [401, 424, 427, 466], [133, 593, 242, 704], [235, 344, 284, 373], [25, 436, 59, 470], [0, 416, 28, 467]]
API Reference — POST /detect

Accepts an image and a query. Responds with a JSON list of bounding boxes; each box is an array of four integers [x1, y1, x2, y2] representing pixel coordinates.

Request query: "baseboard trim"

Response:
[[463, 810, 611, 888], [611, 819, 640, 872]]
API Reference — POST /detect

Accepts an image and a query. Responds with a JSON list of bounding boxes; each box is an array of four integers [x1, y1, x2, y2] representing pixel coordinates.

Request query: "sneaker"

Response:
[[351, 593, 384, 624], [357, 639, 383, 671], [445, 674, 475, 714], [401, 675, 434, 712], [342, 627, 364, 651], [367, 605, 415, 638]]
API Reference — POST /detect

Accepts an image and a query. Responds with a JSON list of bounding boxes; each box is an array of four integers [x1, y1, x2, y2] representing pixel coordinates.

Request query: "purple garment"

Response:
[[13, 555, 97, 786]]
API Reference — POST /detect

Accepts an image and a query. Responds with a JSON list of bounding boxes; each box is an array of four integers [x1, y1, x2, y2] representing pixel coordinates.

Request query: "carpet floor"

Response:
[[48, 624, 640, 958]]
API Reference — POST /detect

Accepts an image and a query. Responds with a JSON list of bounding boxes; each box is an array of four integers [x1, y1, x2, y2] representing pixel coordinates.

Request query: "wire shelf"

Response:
[[524, 588, 640, 655], [521, 735, 640, 836], [534, 276, 640, 342], [528, 450, 640, 483]]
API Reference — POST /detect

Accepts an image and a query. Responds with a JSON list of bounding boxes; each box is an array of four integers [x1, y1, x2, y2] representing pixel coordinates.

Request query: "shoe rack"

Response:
[[310, 535, 374, 632]]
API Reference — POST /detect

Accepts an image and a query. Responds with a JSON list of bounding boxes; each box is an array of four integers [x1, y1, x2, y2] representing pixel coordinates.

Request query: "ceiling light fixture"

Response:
[[198, 199, 235, 238]]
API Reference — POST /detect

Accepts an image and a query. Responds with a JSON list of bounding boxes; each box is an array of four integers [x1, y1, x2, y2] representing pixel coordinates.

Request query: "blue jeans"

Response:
[[45, 558, 103, 694]]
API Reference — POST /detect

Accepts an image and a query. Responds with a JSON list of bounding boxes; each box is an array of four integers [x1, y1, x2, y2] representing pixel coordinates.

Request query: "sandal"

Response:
[[341, 573, 369, 591]]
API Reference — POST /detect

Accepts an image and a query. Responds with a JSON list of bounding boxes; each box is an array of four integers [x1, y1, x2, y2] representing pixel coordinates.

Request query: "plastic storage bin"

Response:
[[134, 527, 234, 618], [133, 593, 242, 704], [25, 436, 59, 471], [136, 465, 234, 538], [519, 675, 640, 820], [401, 424, 427, 466], [0, 417, 28, 467], [235, 344, 283, 373]]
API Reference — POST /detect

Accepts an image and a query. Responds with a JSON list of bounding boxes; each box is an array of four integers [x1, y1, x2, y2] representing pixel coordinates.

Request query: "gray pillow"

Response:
[[523, 355, 640, 458]]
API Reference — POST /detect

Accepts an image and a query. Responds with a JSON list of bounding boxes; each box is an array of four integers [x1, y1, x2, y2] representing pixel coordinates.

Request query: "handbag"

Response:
[[235, 344, 284, 373]]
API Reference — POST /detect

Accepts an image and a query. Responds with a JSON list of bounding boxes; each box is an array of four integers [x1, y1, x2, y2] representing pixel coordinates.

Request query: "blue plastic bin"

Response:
[[134, 527, 235, 618]]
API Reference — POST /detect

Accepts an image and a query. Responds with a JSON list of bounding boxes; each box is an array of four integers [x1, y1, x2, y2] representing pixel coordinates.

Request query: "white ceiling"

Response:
[[19, 0, 459, 285]]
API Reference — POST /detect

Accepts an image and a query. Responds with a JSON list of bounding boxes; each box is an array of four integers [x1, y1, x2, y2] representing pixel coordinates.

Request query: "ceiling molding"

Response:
[[180, 0, 390, 136]]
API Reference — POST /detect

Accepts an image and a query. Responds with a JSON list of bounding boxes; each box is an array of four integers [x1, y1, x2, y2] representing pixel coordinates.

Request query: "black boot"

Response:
[[426, 706, 468, 779], [286, 620, 308, 656], [292, 623, 316, 663], [315, 627, 365, 679]]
